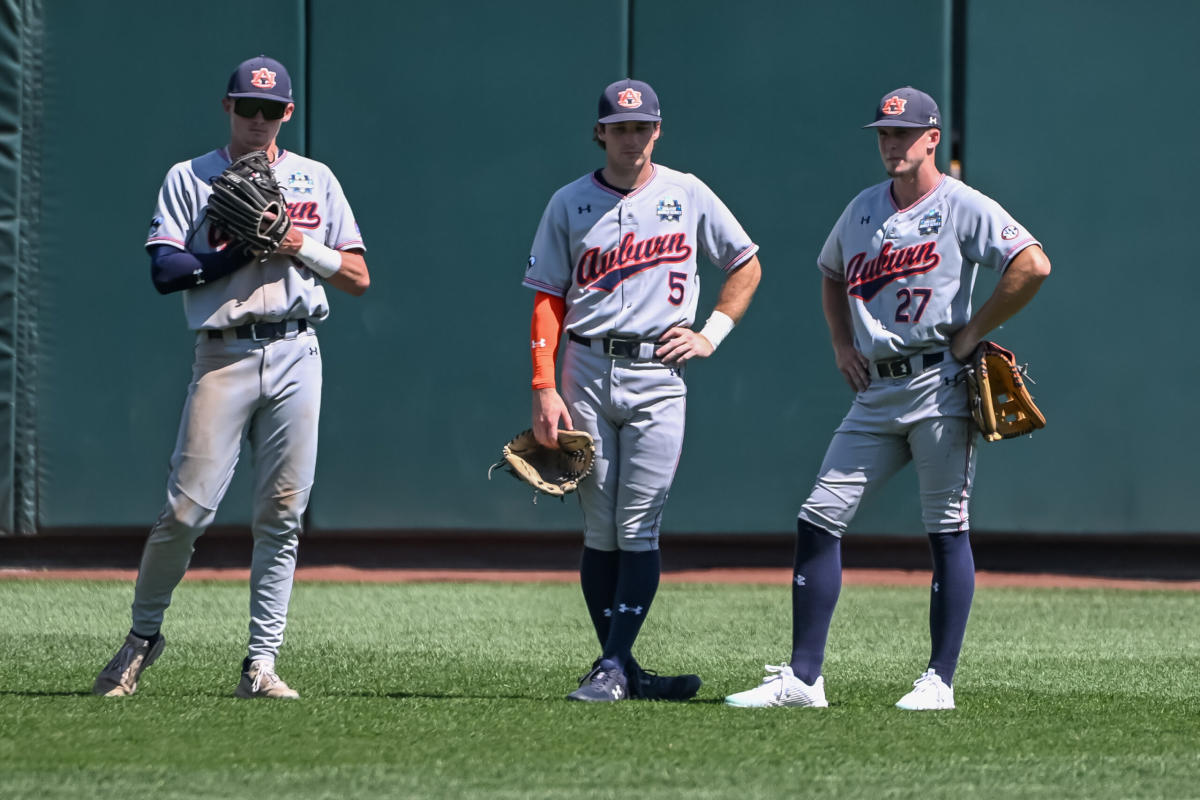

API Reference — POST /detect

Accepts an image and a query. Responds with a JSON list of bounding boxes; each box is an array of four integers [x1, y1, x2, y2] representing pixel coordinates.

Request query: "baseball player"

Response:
[[524, 79, 762, 702], [725, 87, 1050, 711], [92, 55, 370, 699]]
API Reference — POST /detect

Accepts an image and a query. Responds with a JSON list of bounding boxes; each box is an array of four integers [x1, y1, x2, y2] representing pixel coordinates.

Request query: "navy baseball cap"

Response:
[[598, 79, 661, 124], [226, 55, 293, 104], [863, 87, 941, 129]]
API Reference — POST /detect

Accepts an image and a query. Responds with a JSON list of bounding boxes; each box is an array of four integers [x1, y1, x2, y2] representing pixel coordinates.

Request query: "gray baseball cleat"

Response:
[[93, 632, 165, 697], [234, 660, 300, 699], [567, 658, 628, 702]]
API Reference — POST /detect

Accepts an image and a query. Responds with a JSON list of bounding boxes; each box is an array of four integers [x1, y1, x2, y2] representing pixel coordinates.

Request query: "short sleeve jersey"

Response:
[[523, 164, 757, 339], [145, 148, 366, 330], [818, 175, 1038, 362]]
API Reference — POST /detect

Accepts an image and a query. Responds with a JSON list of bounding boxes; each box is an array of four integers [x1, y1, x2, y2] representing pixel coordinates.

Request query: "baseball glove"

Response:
[[206, 150, 291, 256], [488, 429, 596, 501], [964, 341, 1046, 442]]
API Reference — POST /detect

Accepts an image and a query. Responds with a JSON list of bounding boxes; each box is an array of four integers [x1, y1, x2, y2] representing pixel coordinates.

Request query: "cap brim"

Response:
[[863, 119, 939, 129], [228, 91, 293, 103], [598, 112, 661, 124]]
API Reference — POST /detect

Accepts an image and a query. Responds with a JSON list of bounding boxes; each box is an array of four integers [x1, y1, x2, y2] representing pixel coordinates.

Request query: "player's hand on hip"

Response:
[[532, 388, 573, 449], [656, 326, 714, 365], [835, 342, 871, 392]]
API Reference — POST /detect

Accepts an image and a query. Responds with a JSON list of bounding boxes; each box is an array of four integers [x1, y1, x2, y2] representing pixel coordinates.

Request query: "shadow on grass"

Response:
[[378, 691, 572, 701], [371, 691, 727, 705]]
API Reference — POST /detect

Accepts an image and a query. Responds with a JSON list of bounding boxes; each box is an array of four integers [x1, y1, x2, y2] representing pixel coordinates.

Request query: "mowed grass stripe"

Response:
[[1, 580, 1197, 799]]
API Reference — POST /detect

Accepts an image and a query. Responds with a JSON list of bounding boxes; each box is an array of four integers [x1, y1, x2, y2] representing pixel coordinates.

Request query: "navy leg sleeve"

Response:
[[789, 519, 842, 685]]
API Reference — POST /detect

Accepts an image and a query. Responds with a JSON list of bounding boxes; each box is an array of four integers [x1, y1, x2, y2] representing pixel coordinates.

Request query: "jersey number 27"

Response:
[[895, 287, 932, 323]]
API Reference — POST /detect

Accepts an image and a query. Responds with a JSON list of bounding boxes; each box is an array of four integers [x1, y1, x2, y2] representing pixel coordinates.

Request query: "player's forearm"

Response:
[[148, 244, 251, 295], [821, 276, 857, 349], [712, 256, 761, 323], [320, 251, 370, 296], [530, 292, 566, 389], [956, 245, 1050, 348]]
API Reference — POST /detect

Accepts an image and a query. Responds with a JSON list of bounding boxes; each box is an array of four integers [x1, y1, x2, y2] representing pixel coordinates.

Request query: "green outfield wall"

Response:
[[0, 0, 1195, 536]]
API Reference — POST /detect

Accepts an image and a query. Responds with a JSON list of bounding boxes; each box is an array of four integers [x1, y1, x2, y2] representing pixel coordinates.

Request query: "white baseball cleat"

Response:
[[895, 668, 955, 710], [93, 632, 165, 697], [724, 664, 828, 708], [235, 660, 300, 699]]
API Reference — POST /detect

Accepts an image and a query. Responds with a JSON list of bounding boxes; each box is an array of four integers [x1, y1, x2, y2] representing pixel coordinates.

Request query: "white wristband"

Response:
[[698, 310, 735, 350], [297, 236, 343, 279]]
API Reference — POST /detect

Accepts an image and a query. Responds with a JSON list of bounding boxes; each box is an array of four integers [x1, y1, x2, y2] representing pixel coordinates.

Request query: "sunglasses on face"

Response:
[[232, 98, 287, 120]]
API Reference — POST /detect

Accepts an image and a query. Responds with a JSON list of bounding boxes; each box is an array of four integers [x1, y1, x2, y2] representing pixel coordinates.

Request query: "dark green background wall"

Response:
[[5, 0, 1196, 535]]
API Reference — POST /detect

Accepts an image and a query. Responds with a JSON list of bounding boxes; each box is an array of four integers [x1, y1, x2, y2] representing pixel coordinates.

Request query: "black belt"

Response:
[[568, 331, 658, 359], [207, 319, 308, 341], [875, 351, 944, 379]]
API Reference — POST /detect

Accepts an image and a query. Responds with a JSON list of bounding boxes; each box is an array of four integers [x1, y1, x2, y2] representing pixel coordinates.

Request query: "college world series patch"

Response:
[[657, 197, 682, 221], [287, 172, 315, 194], [918, 209, 943, 235]]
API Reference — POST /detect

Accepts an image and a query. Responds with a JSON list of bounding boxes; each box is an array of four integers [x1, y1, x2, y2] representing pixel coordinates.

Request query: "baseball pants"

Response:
[[131, 328, 322, 663], [799, 358, 977, 536], [561, 340, 687, 553]]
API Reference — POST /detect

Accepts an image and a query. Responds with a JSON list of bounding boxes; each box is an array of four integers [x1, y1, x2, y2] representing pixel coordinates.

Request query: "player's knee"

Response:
[[616, 535, 659, 554], [164, 487, 217, 530], [923, 511, 971, 535], [797, 509, 846, 538], [927, 528, 971, 544], [798, 518, 838, 540], [252, 489, 311, 538], [583, 529, 619, 552]]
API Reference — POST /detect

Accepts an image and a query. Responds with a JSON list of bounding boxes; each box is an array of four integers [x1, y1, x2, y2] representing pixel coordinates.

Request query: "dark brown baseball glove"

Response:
[[206, 150, 291, 256], [964, 341, 1046, 442], [488, 429, 596, 501]]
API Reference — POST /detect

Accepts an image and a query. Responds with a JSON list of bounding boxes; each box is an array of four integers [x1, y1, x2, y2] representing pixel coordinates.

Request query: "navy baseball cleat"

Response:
[[628, 662, 702, 701], [567, 658, 628, 702]]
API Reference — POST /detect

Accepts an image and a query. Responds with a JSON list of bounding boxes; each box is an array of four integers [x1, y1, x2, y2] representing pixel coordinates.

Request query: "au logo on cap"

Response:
[[250, 67, 277, 89], [881, 95, 907, 115], [617, 88, 643, 109]]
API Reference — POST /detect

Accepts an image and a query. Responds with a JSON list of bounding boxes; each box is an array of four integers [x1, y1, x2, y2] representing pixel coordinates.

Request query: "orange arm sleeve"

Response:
[[531, 291, 566, 389]]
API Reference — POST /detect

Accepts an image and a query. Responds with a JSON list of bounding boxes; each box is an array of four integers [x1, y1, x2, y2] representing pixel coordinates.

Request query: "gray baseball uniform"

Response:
[[134, 146, 364, 663], [800, 175, 1038, 535], [524, 164, 757, 550]]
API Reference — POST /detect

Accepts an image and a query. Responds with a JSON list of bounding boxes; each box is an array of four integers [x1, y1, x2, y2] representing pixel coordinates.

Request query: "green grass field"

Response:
[[0, 578, 1197, 799]]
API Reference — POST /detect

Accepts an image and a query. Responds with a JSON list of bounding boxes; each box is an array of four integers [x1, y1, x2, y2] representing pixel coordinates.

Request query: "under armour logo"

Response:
[[612, 685, 624, 699], [932, 581, 940, 593], [309, 347, 319, 356], [578, 205, 591, 214], [193, 268, 205, 286], [617, 603, 643, 615], [531, 338, 546, 349], [603, 607, 612, 618], [794, 574, 806, 587], [860, 216, 870, 225]]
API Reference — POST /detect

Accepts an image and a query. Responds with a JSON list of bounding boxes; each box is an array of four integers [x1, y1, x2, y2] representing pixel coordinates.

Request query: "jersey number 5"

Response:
[[895, 288, 932, 323], [667, 271, 687, 306]]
